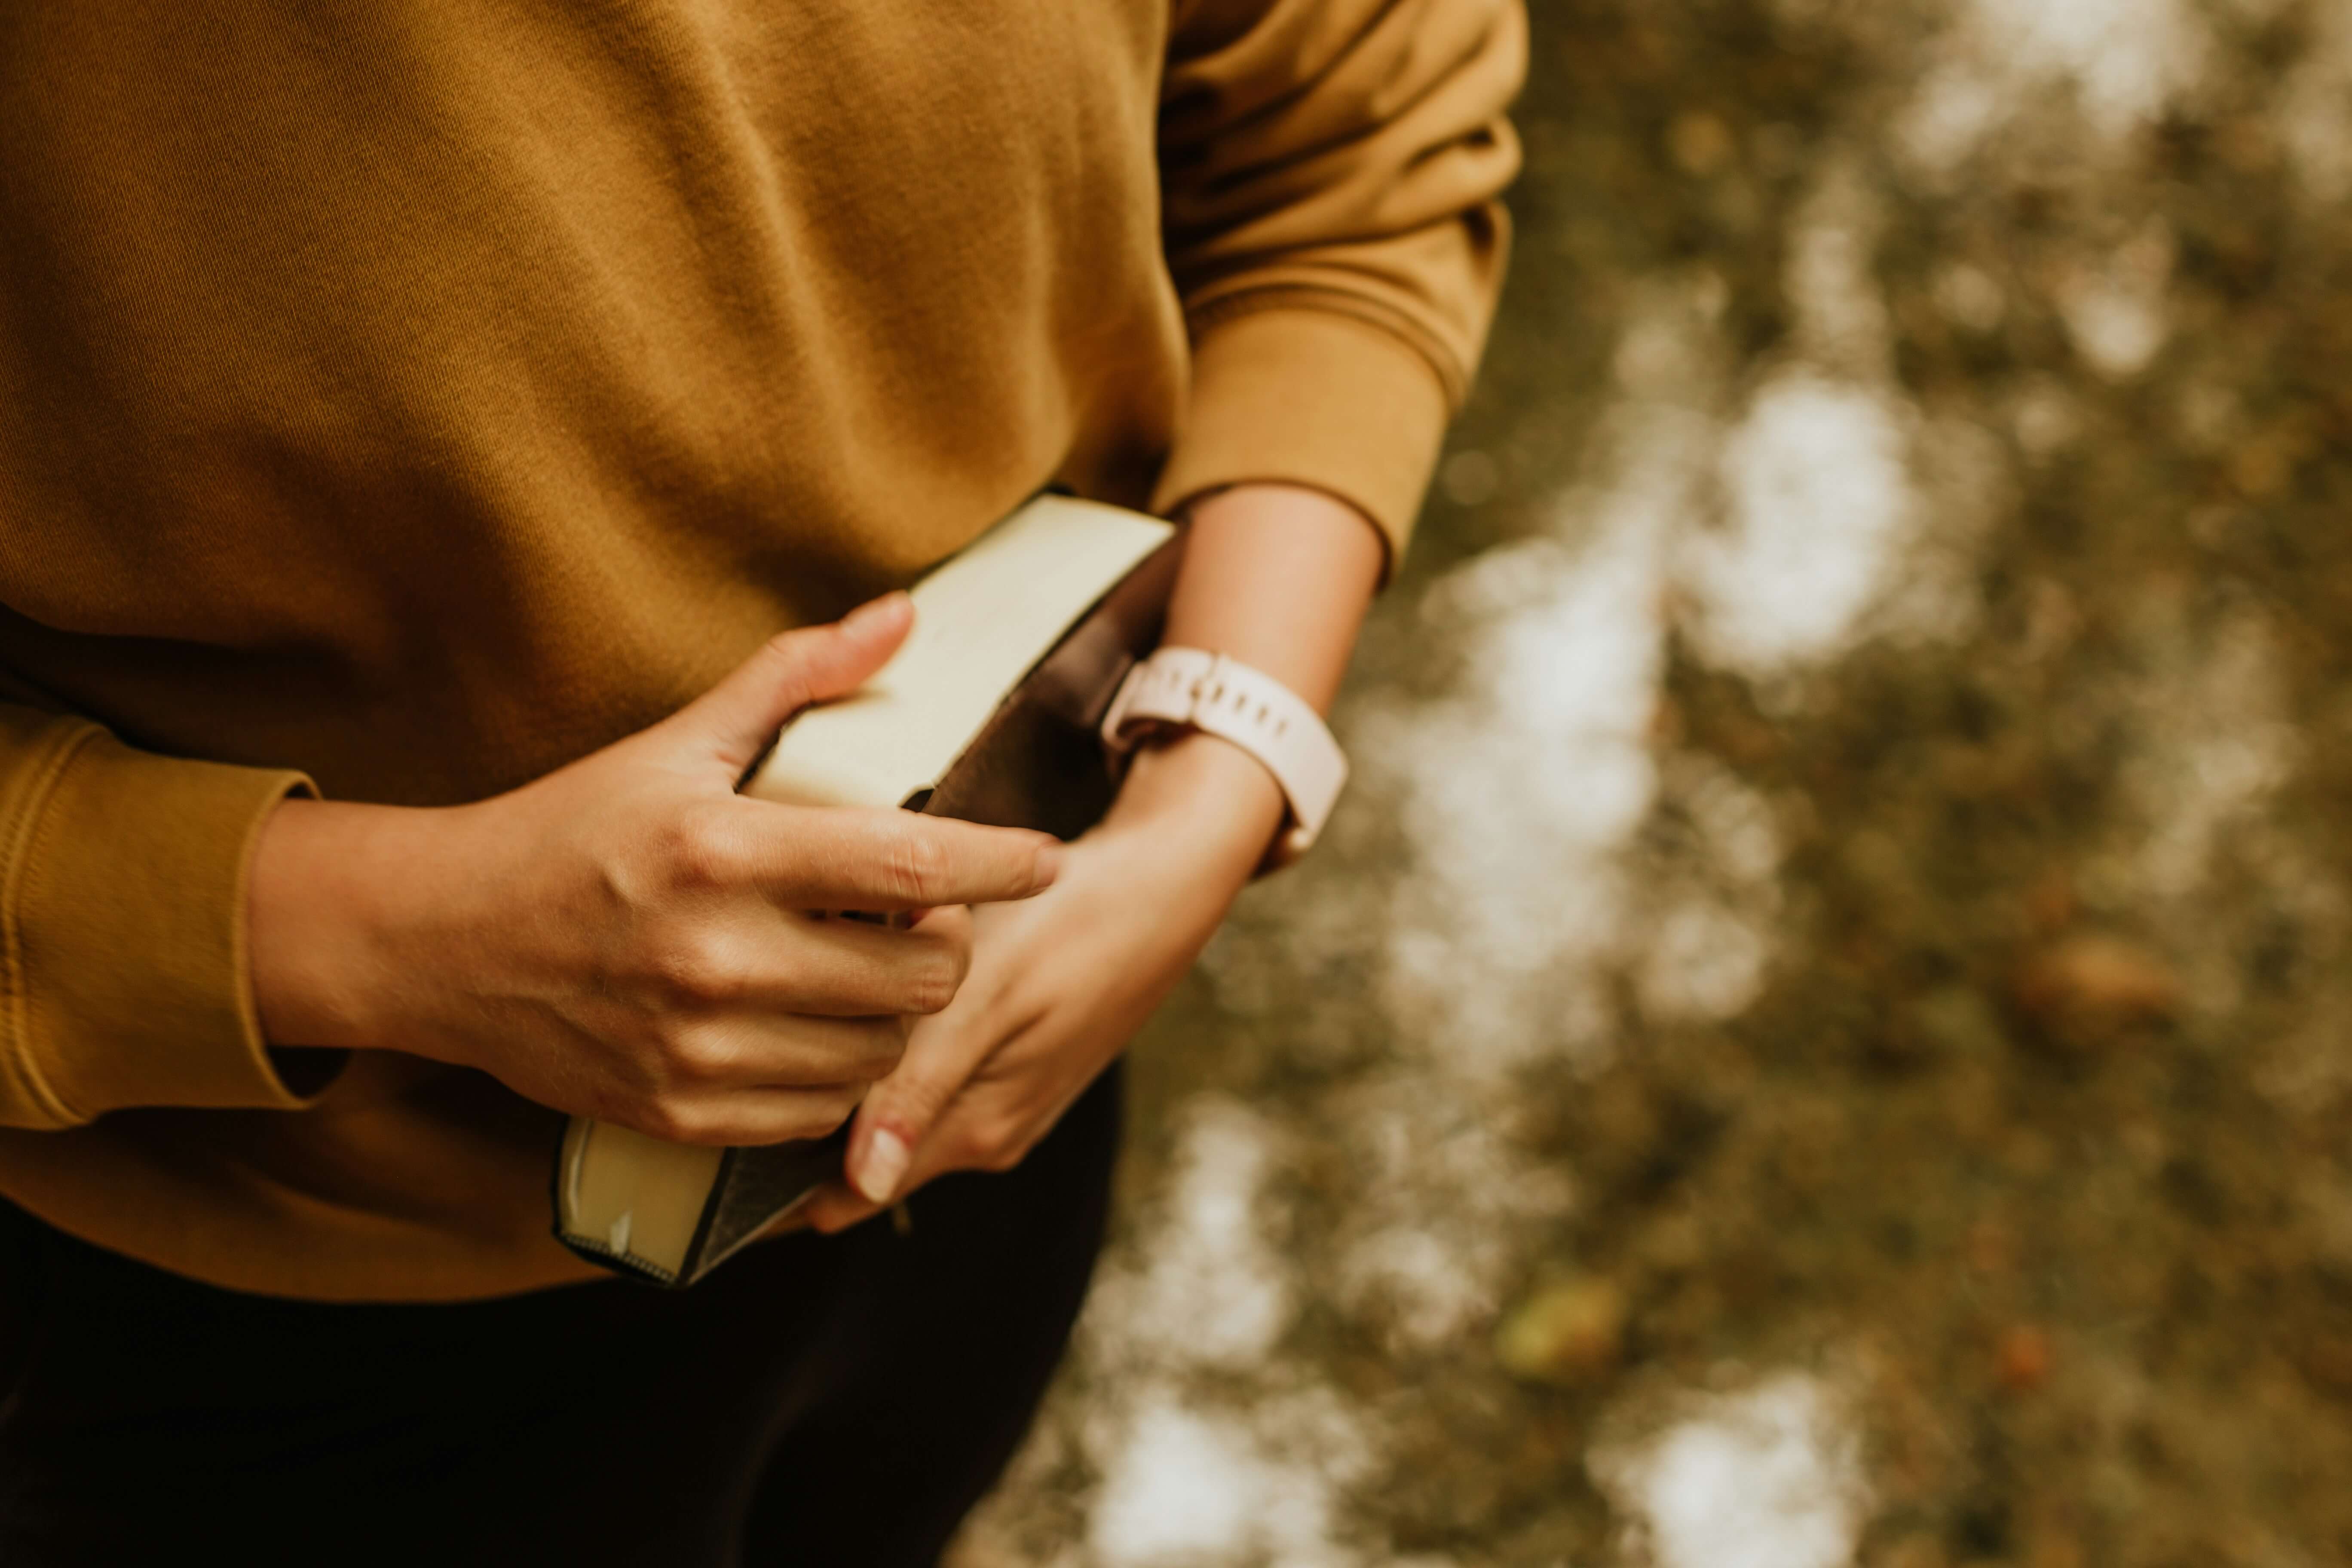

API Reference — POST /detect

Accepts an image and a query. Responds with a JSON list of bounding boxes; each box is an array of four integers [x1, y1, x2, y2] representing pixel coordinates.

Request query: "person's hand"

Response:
[[248, 594, 1062, 1147], [799, 731, 1285, 1230]]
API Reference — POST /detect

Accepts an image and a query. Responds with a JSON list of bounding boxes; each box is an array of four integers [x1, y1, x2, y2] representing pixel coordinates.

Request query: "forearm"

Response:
[[1107, 481, 1384, 859], [1162, 483, 1384, 709]]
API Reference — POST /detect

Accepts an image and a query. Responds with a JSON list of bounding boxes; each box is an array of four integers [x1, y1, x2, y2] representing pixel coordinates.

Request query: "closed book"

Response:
[[553, 495, 1180, 1286]]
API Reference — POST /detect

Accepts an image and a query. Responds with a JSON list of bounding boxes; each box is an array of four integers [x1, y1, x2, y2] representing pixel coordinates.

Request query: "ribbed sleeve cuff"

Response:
[[1, 719, 328, 1126], [1151, 302, 1456, 574]]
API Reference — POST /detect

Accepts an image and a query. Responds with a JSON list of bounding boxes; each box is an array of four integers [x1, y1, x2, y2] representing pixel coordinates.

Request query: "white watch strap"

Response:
[[1099, 646, 1348, 867]]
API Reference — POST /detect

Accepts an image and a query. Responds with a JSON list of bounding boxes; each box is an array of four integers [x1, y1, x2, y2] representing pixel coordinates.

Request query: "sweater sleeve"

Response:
[[1149, 0, 1527, 567], [0, 703, 335, 1130]]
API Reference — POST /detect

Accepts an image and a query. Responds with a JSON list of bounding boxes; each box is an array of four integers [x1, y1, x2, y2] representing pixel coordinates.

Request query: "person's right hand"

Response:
[[247, 594, 1060, 1147]]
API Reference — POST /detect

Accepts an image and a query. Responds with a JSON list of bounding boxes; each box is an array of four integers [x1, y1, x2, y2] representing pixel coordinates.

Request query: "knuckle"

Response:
[[662, 804, 739, 890], [944, 1116, 1022, 1174], [882, 828, 950, 906], [652, 1018, 737, 1084], [902, 949, 963, 1016], [645, 929, 748, 1010], [641, 1098, 721, 1145], [884, 1075, 956, 1131], [974, 1115, 1033, 1173]]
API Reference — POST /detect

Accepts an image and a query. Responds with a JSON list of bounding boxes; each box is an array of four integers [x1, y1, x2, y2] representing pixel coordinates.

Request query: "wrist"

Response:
[[1105, 730, 1286, 876], [248, 796, 446, 1054]]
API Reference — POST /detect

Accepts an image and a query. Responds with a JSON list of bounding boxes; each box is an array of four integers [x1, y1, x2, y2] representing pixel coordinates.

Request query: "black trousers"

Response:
[[0, 1067, 1119, 1568]]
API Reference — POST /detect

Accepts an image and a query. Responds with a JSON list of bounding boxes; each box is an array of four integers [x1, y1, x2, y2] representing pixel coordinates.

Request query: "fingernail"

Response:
[[1031, 842, 1063, 891], [843, 592, 911, 635], [853, 1127, 910, 1204]]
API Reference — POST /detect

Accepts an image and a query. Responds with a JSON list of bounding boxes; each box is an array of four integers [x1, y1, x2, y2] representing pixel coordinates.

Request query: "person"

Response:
[[0, 1, 1524, 1561]]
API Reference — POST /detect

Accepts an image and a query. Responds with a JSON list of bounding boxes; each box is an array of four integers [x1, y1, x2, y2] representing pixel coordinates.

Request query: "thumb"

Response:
[[665, 593, 914, 775]]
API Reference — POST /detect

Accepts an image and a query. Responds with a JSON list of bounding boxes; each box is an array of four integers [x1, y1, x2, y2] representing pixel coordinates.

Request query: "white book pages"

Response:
[[744, 495, 1175, 809], [556, 1116, 721, 1281]]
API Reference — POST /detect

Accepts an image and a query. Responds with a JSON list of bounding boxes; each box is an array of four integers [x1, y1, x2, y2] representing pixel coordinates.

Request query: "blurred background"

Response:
[[957, 0, 2352, 1562]]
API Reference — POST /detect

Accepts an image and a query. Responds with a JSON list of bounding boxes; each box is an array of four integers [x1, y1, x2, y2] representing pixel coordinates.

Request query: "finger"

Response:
[[824, 1075, 1037, 1228], [839, 1011, 1002, 1204], [785, 907, 978, 1020], [799, 1179, 884, 1234], [668, 1011, 910, 1090], [737, 804, 1061, 912], [661, 594, 915, 774], [747, 1196, 822, 1244], [628, 1084, 869, 1148], [666, 905, 972, 1019]]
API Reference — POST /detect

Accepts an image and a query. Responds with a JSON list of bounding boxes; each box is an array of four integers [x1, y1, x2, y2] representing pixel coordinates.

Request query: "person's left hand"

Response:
[[799, 731, 1286, 1230]]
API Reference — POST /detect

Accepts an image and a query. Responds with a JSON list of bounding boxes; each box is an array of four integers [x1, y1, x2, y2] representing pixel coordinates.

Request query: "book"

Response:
[[553, 494, 1181, 1286]]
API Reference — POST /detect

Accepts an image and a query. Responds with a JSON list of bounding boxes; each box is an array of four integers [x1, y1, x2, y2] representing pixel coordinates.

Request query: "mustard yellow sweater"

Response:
[[0, 0, 1522, 1299]]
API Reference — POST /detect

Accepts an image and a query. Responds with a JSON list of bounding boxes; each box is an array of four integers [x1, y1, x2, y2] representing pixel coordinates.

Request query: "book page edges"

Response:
[[557, 1117, 722, 1283], [745, 497, 1173, 810]]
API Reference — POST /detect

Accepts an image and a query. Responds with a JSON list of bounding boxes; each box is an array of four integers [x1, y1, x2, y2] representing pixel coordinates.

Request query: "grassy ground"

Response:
[[959, 3, 2352, 1563]]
